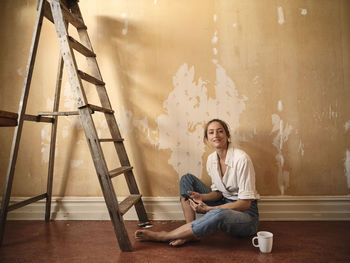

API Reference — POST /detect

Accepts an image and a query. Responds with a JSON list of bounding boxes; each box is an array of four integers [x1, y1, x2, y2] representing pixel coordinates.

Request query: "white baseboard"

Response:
[[4, 196, 350, 221]]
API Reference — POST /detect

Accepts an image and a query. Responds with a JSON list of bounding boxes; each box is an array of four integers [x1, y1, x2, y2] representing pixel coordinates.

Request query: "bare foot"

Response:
[[169, 238, 188, 246], [168, 237, 200, 247], [135, 230, 167, 242]]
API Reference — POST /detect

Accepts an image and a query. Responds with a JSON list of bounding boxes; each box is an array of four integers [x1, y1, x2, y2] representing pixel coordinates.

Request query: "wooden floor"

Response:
[[0, 220, 349, 263]]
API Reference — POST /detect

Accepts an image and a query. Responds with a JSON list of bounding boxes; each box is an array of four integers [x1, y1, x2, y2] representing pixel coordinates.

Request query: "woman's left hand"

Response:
[[189, 200, 209, 214]]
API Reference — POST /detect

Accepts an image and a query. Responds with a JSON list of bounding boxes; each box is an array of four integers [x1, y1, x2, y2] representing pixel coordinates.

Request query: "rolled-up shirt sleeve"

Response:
[[237, 157, 258, 200]]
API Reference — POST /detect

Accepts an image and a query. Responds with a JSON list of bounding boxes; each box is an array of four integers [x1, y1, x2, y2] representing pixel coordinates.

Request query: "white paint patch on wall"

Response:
[[272, 114, 292, 150], [96, 118, 108, 138], [328, 104, 338, 119], [212, 20, 218, 61], [17, 68, 23, 76], [46, 98, 53, 110], [277, 6, 285, 25], [41, 126, 51, 163], [277, 100, 283, 112], [213, 14, 217, 23], [62, 126, 69, 138], [121, 13, 128, 36], [133, 118, 148, 133], [211, 31, 218, 44], [345, 120, 350, 131], [63, 82, 81, 129], [115, 105, 134, 138], [300, 8, 307, 15], [298, 140, 305, 156], [145, 63, 246, 178], [345, 150, 350, 188], [133, 117, 159, 145], [272, 110, 293, 195], [71, 160, 83, 168]]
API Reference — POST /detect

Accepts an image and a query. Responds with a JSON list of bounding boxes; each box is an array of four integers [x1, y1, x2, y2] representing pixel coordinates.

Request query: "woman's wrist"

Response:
[[205, 205, 216, 212]]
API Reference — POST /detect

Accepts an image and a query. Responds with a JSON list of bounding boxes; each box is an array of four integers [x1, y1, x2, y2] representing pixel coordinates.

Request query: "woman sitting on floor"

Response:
[[135, 119, 259, 246]]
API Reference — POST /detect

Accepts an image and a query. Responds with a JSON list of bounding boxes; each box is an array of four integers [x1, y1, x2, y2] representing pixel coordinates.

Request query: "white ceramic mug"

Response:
[[252, 231, 273, 253]]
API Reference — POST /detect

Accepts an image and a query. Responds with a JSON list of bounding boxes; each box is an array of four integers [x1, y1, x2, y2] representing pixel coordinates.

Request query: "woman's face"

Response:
[[206, 121, 229, 150]]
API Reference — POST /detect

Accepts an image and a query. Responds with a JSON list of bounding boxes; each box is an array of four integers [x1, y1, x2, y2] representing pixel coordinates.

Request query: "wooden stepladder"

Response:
[[0, 0, 148, 251]]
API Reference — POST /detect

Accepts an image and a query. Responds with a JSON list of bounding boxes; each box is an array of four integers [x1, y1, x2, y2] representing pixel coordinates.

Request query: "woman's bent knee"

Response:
[[180, 173, 195, 183], [180, 173, 195, 196]]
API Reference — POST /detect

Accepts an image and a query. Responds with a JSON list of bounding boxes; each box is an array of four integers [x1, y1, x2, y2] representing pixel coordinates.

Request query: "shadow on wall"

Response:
[[58, 121, 80, 194], [240, 137, 281, 196], [51, 123, 80, 218], [93, 16, 153, 196]]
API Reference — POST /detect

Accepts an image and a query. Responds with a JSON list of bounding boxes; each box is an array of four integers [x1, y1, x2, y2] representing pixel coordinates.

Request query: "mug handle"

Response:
[[252, 236, 259, 247]]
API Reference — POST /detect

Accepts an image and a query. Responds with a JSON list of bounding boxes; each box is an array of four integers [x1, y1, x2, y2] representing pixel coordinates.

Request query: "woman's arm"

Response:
[[191, 199, 252, 214], [188, 190, 222, 202]]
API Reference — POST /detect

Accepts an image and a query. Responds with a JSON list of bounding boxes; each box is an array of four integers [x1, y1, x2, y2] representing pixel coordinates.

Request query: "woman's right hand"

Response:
[[188, 191, 202, 201]]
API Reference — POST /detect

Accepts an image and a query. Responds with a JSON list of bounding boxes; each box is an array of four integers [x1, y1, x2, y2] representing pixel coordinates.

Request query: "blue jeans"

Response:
[[180, 173, 259, 238]]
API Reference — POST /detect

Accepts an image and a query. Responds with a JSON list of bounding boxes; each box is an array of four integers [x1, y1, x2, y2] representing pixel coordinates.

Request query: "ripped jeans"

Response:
[[180, 173, 259, 238]]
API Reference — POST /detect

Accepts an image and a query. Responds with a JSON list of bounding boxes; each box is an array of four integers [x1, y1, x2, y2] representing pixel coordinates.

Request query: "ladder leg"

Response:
[[45, 54, 64, 222], [78, 108, 132, 251], [0, 0, 46, 246], [100, 175, 133, 252], [124, 171, 148, 222], [51, 0, 147, 250], [70, 3, 149, 224]]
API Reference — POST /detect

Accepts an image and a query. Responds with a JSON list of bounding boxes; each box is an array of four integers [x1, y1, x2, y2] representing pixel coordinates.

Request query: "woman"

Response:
[[135, 119, 259, 246]]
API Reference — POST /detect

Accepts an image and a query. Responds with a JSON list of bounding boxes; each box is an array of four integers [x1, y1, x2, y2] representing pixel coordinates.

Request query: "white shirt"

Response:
[[206, 145, 260, 200]]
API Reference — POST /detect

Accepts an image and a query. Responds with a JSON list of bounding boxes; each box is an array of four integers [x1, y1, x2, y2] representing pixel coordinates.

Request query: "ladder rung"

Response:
[[77, 70, 105, 86], [68, 36, 96, 57], [99, 138, 124, 143], [82, 104, 114, 114], [23, 114, 54, 123], [60, 1, 87, 29], [38, 111, 79, 116], [7, 194, 47, 212], [119, 194, 142, 215], [109, 166, 133, 179]]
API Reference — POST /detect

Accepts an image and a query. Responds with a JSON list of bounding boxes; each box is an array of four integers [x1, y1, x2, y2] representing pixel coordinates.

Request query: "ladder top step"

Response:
[[119, 194, 142, 215], [109, 166, 133, 179], [58, 1, 87, 29]]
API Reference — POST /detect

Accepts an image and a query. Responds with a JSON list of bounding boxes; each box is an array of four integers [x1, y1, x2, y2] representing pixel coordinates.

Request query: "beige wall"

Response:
[[0, 0, 349, 198]]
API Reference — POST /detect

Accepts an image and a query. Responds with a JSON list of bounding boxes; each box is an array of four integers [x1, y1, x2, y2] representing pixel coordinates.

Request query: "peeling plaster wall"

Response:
[[0, 0, 349, 198]]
